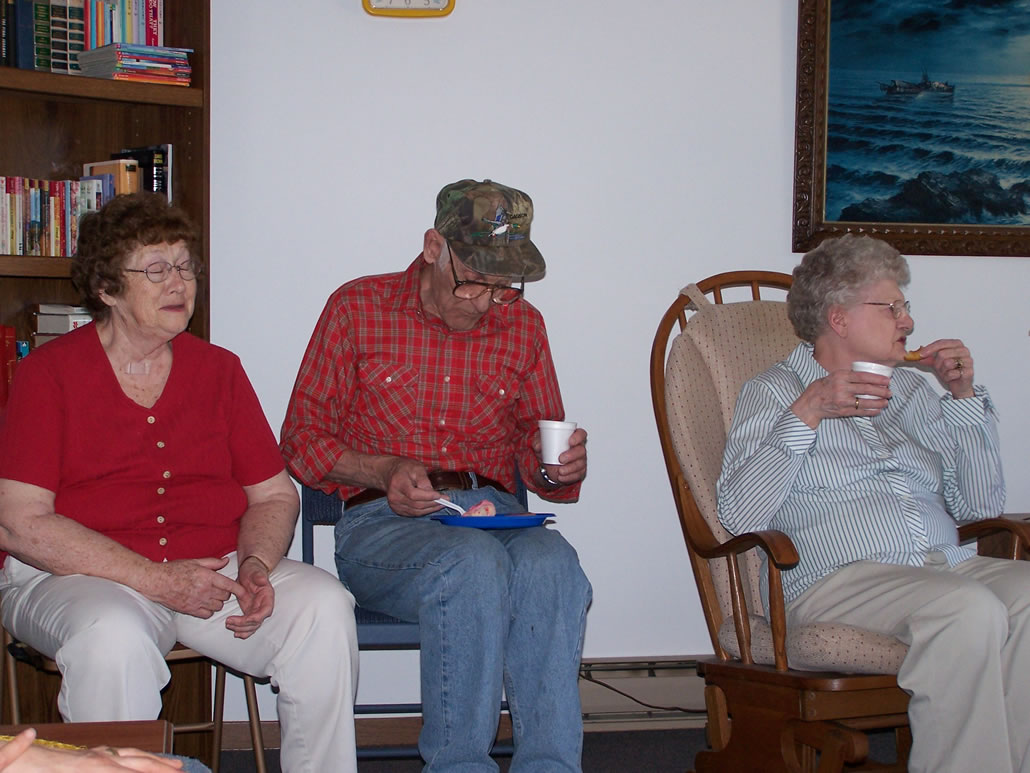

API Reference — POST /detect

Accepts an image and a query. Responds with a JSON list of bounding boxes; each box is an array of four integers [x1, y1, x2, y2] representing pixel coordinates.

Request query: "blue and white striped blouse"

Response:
[[717, 342, 1005, 606]]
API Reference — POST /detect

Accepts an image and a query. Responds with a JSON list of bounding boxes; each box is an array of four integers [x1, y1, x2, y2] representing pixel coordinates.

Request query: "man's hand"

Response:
[[791, 369, 890, 429], [533, 427, 588, 488], [144, 557, 246, 619], [225, 556, 275, 639], [381, 458, 446, 517]]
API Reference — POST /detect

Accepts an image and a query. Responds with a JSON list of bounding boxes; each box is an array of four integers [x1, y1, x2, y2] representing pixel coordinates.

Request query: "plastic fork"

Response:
[[434, 498, 466, 515]]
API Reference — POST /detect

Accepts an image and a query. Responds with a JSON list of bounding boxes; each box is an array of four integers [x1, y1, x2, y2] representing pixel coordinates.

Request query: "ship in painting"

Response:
[[879, 70, 955, 95]]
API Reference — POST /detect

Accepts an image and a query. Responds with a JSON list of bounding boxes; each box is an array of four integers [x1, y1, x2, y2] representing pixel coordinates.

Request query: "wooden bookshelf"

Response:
[[0, 0, 210, 344]]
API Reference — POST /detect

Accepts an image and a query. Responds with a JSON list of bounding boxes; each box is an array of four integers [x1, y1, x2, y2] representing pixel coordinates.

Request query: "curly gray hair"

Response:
[[787, 234, 910, 342]]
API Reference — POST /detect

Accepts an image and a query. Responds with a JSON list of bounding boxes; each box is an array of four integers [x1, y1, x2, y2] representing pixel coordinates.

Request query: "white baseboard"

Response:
[[579, 657, 707, 731]]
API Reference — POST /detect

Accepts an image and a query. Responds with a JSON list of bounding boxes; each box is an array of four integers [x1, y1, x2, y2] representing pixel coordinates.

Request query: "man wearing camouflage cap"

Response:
[[282, 179, 592, 770]]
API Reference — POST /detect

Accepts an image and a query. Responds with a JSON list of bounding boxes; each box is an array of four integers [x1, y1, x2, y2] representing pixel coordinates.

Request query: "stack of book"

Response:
[[75, 42, 190, 86], [113, 144, 171, 202], [32, 303, 91, 348]]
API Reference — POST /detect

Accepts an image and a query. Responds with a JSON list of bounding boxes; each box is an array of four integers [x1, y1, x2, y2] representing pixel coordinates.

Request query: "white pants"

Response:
[[787, 553, 1030, 773], [0, 552, 359, 773]]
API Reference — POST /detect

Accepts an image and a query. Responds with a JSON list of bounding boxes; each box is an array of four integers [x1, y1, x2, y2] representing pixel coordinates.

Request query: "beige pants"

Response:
[[787, 553, 1030, 773], [0, 552, 359, 773]]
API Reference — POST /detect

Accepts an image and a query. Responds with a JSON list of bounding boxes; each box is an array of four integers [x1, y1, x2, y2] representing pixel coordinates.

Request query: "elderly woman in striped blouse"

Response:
[[717, 233, 1030, 773]]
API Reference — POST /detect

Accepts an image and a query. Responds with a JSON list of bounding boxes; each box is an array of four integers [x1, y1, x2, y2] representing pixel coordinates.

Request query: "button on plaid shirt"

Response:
[[281, 256, 579, 504]]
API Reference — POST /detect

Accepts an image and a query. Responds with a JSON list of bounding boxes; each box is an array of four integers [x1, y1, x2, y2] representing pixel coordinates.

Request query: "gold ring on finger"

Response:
[[956, 359, 964, 370], [855, 397, 860, 410]]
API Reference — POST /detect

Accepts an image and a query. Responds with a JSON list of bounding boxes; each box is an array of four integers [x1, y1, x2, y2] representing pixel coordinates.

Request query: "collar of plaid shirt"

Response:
[[393, 255, 514, 336]]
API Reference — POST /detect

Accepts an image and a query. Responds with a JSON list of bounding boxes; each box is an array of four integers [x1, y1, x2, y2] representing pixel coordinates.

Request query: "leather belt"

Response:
[[344, 470, 509, 509]]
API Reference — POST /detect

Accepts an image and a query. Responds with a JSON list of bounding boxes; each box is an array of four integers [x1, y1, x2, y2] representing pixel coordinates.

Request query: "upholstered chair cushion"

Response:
[[718, 615, 907, 674]]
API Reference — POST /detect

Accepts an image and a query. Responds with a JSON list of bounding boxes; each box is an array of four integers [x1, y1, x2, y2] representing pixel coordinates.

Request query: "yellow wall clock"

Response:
[[363, 0, 455, 17]]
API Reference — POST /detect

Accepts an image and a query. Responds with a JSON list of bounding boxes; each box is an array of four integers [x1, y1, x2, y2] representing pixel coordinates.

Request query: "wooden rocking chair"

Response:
[[649, 270, 1030, 772]]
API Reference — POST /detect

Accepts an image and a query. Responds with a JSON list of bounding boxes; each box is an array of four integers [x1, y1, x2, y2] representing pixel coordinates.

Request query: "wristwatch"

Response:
[[539, 466, 562, 488]]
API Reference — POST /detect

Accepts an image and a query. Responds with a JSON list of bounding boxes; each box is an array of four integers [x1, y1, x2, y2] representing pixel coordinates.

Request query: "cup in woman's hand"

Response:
[[851, 361, 894, 400]]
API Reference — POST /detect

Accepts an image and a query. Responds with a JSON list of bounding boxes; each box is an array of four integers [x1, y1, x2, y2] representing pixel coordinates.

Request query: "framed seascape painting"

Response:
[[792, 0, 1030, 256]]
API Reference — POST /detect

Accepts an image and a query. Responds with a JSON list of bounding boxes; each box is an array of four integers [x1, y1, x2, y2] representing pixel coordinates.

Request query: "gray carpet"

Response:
[[218, 728, 898, 772]]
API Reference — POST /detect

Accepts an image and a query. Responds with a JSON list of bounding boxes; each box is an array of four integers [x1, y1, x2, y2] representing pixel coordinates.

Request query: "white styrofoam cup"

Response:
[[538, 420, 577, 464], [851, 361, 894, 400]]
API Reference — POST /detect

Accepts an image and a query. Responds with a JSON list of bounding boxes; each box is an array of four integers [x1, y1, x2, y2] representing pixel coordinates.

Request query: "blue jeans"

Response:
[[335, 487, 592, 772]]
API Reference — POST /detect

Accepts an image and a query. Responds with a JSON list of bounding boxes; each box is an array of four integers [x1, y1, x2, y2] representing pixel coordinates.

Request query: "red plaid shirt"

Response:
[[281, 256, 579, 504]]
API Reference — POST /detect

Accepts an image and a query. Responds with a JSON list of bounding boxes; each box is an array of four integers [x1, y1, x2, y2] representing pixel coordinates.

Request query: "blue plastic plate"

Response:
[[430, 513, 554, 529]]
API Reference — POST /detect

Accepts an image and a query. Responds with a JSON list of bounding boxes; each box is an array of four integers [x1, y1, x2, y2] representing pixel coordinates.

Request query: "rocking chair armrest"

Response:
[[703, 528, 797, 671], [958, 514, 1030, 558], [702, 528, 801, 569]]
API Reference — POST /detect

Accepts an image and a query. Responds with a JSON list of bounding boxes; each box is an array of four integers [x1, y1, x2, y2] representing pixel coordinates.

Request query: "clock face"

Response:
[[364, 0, 455, 16]]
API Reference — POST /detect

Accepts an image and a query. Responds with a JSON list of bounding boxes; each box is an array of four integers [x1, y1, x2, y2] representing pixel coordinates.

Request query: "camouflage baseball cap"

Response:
[[434, 179, 546, 281]]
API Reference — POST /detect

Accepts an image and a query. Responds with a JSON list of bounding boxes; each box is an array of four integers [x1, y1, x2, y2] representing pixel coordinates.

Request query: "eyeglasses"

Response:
[[864, 300, 911, 319], [446, 244, 524, 305], [124, 260, 199, 284]]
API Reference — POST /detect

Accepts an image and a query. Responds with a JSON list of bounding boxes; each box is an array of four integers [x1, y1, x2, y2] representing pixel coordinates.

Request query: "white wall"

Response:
[[209, 0, 1030, 719]]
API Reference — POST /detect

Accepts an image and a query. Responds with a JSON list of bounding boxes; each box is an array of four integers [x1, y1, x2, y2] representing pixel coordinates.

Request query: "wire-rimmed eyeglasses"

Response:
[[863, 300, 911, 319], [446, 244, 524, 305], [124, 260, 199, 284]]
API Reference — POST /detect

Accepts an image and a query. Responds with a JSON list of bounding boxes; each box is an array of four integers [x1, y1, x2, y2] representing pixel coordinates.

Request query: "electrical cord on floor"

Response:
[[578, 668, 707, 714]]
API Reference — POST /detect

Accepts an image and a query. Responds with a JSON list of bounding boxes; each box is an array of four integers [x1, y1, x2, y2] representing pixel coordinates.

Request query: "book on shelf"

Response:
[[82, 158, 139, 195], [65, 0, 82, 70], [80, 172, 113, 203], [0, 177, 8, 255], [33, 310, 92, 334], [144, 0, 158, 45], [66, 178, 79, 251], [31, 0, 49, 71], [35, 303, 88, 314], [1, 0, 8, 66], [48, 0, 67, 73], [0, 182, 6, 255], [112, 143, 171, 201], [10, 0, 33, 69], [5, 176, 23, 255], [31, 332, 62, 348], [26, 177, 41, 256], [46, 179, 57, 255]]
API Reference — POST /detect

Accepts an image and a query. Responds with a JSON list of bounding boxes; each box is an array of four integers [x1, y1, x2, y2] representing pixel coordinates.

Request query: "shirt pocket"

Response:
[[465, 368, 521, 440], [355, 360, 420, 437]]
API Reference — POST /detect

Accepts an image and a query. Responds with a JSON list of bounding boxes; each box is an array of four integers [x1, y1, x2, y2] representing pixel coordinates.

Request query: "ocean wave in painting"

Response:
[[824, 70, 1030, 224]]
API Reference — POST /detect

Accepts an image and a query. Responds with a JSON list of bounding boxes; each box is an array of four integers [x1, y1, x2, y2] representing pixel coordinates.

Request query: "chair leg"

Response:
[[782, 719, 870, 773], [242, 675, 267, 773], [704, 684, 730, 752], [895, 725, 912, 768], [4, 630, 21, 725], [211, 664, 226, 773]]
